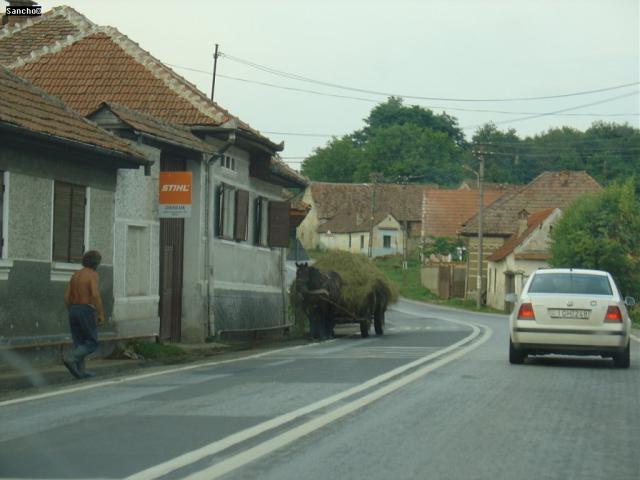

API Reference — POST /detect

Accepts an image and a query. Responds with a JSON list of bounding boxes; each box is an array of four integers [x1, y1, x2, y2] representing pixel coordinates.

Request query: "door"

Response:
[[159, 156, 186, 342]]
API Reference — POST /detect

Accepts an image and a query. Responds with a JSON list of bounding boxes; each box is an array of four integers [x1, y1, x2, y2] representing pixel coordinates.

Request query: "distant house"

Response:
[[0, 66, 149, 345], [317, 211, 404, 257], [1, 5, 307, 342], [297, 182, 431, 255], [486, 208, 562, 312], [459, 171, 601, 301]]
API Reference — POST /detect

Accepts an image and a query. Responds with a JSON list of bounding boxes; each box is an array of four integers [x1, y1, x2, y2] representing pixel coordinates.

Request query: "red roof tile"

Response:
[[0, 65, 145, 162], [317, 210, 396, 234], [422, 188, 507, 238], [460, 171, 601, 236], [487, 208, 557, 262], [2, 6, 278, 148]]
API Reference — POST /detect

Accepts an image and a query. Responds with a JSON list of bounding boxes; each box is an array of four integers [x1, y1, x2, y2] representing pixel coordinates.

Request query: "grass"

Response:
[[372, 254, 503, 314], [128, 340, 186, 360]]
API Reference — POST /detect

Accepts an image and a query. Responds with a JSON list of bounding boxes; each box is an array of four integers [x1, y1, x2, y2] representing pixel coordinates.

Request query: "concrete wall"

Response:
[[296, 187, 320, 251], [464, 235, 506, 301], [112, 143, 160, 338], [0, 146, 117, 343], [208, 142, 288, 335]]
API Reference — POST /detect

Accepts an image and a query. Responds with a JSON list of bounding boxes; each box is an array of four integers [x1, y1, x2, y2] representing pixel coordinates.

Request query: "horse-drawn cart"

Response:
[[292, 252, 398, 339]]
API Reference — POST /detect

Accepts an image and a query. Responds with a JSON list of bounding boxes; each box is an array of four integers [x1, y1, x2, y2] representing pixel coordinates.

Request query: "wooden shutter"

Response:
[[53, 182, 85, 262], [268, 201, 290, 248], [215, 184, 224, 238], [234, 190, 249, 241], [254, 197, 262, 245]]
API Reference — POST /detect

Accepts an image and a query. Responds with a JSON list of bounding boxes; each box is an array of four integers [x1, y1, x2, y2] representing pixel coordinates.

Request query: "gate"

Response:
[[159, 156, 186, 342]]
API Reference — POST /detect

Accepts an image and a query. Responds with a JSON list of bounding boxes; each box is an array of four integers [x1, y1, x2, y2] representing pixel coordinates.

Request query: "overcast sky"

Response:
[[39, 0, 639, 169]]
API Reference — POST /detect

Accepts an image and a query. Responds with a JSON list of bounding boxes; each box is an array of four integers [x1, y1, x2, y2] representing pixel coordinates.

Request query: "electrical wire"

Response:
[[219, 52, 640, 103], [167, 63, 640, 118]]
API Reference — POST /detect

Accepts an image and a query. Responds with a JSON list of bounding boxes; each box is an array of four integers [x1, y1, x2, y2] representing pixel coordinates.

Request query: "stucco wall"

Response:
[[296, 187, 320, 250], [464, 235, 505, 300], [207, 141, 289, 336]]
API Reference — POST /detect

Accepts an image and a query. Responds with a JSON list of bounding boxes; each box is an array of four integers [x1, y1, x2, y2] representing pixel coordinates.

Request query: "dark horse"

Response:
[[294, 262, 342, 340]]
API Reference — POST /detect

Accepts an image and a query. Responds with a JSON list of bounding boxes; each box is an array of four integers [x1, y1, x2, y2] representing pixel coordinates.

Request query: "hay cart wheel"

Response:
[[360, 319, 371, 338]]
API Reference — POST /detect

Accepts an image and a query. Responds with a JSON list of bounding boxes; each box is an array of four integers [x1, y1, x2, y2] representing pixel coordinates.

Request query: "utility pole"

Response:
[[210, 44, 219, 101], [368, 172, 380, 258], [399, 175, 409, 271], [476, 149, 485, 309]]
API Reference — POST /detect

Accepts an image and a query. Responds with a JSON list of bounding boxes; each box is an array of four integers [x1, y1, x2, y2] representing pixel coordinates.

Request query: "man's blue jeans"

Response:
[[67, 304, 98, 371]]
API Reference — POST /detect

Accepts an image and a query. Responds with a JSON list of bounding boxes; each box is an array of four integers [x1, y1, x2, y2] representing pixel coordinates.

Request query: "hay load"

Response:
[[313, 251, 398, 314]]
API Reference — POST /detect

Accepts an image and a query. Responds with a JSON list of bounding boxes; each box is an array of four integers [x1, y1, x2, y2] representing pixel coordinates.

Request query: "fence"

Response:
[[421, 263, 466, 299]]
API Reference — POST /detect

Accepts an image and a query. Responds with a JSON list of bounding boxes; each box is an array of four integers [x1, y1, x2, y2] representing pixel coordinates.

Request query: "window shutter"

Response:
[[53, 182, 72, 261], [254, 197, 262, 245], [234, 189, 249, 241], [215, 184, 224, 238], [0, 171, 4, 257], [268, 201, 290, 248], [69, 186, 86, 263]]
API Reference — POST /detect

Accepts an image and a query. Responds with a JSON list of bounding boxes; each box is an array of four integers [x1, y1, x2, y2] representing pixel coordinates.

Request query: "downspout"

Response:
[[204, 131, 237, 338]]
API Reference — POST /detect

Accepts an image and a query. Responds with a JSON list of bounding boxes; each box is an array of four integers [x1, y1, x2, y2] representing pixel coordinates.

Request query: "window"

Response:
[[360, 235, 365, 250], [216, 184, 249, 241], [222, 155, 236, 172], [254, 197, 269, 246], [383, 235, 391, 249], [268, 201, 290, 248], [126, 226, 150, 296], [528, 273, 612, 295], [52, 181, 86, 263], [348, 233, 352, 248], [0, 170, 5, 258]]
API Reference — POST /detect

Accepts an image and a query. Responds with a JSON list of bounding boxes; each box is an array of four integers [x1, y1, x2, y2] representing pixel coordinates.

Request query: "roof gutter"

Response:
[[190, 125, 283, 155], [0, 122, 152, 173]]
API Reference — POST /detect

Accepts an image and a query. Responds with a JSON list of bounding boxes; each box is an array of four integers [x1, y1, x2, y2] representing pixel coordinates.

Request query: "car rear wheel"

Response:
[[613, 342, 630, 369], [509, 338, 526, 364]]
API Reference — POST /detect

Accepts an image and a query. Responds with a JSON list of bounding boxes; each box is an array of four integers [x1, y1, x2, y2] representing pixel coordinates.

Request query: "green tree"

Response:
[[301, 135, 361, 183], [549, 180, 640, 298]]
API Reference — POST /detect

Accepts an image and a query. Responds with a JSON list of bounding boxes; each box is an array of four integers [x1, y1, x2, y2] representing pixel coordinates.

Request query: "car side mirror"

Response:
[[505, 293, 518, 303], [624, 297, 636, 307]]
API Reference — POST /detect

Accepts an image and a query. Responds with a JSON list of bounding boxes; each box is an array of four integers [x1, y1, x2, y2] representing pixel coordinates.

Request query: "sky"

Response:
[[38, 0, 640, 170]]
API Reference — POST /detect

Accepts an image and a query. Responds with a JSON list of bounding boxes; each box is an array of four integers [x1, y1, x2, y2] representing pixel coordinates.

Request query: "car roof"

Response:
[[534, 268, 610, 277]]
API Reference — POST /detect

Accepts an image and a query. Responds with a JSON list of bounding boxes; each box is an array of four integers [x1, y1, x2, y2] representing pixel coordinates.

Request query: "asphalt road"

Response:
[[1, 299, 638, 479]]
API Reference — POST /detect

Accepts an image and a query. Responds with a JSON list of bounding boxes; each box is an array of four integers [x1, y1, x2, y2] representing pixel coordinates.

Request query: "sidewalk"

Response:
[[0, 341, 256, 399]]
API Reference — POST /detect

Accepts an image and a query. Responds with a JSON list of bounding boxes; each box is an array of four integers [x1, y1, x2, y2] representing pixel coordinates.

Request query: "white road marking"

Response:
[[125, 315, 489, 480], [0, 342, 331, 409], [630, 333, 640, 343], [181, 322, 492, 480]]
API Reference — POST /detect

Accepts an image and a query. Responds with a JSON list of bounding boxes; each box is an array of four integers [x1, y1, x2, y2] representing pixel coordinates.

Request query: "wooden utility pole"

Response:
[[368, 172, 381, 258], [476, 150, 485, 309], [210, 44, 219, 100]]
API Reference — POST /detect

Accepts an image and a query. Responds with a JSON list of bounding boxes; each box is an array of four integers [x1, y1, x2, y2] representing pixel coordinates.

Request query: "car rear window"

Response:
[[528, 273, 612, 295]]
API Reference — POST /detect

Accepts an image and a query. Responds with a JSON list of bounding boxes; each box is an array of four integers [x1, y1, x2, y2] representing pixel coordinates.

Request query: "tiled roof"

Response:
[[421, 188, 507, 239], [310, 182, 434, 222], [487, 208, 556, 262], [271, 158, 309, 187], [90, 102, 215, 154], [460, 171, 601, 236], [2, 6, 277, 148], [318, 210, 396, 234], [0, 65, 145, 162]]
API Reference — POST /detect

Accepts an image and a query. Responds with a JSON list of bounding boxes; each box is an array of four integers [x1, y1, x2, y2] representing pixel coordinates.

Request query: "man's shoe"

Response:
[[63, 360, 82, 379]]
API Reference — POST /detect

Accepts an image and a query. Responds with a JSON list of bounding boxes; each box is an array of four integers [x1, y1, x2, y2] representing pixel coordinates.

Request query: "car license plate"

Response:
[[548, 309, 590, 319]]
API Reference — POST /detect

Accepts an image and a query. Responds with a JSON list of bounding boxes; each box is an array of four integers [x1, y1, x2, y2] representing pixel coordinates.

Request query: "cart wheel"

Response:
[[360, 320, 370, 338]]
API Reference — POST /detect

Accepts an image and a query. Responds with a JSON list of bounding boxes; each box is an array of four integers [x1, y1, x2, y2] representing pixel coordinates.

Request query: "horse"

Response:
[[294, 262, 342, 340]]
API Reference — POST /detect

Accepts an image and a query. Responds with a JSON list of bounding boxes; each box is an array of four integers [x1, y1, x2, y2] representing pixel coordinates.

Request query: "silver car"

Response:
[[509, 268, 635, 368]]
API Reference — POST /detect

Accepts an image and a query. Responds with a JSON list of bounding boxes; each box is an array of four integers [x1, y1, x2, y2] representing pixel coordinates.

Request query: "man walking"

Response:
[[63, 250, 105, 379]]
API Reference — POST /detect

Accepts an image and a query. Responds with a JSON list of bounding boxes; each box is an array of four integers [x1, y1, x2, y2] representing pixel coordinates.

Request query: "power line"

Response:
[[167, 63, 639, 118], [220, 52, 640, 103]]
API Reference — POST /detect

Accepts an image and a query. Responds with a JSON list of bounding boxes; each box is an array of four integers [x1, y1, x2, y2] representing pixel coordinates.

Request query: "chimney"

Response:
[[3, 0, 38, 27], [517, 209, 529, 236]]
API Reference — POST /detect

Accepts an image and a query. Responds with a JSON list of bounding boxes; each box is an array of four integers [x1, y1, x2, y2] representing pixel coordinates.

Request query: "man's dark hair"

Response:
[[82, 250, 102, 270]]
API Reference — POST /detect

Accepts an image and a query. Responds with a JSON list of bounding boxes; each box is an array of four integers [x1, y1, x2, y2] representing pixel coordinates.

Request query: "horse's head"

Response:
[[295, 262, 321, 294]]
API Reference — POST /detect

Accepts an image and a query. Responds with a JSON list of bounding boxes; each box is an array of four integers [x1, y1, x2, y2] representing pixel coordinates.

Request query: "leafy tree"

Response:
[[301, 135, 361, 183], [549, 180, 640, 298]]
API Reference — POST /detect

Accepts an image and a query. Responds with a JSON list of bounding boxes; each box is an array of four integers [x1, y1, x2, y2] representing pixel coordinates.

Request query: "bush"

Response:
[[129, 341, 186, 359]]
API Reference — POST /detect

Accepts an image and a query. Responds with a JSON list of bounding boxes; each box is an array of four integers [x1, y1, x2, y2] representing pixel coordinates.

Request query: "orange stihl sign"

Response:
[[159, 172, 192, 218]]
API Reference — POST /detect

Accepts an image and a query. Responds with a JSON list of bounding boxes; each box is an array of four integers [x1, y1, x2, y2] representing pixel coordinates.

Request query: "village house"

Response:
[[0, 65, 149, 346], [0, 4, 307, 343], [459, 171, 601, 302], [297, 182, 430, 256], [486, 208, 561, 312]]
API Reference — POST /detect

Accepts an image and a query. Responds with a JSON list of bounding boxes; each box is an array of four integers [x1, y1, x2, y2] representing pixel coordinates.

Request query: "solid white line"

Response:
[[394, 297, 509, 318], [0, 342, 325, 409], [182, 323, 493, 480], [125, 317, 486, 480]]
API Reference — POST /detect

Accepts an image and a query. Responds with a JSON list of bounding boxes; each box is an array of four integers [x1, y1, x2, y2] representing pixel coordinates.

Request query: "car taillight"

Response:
[[517, 303, 535, 320], [604, 306, 622, 323]]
